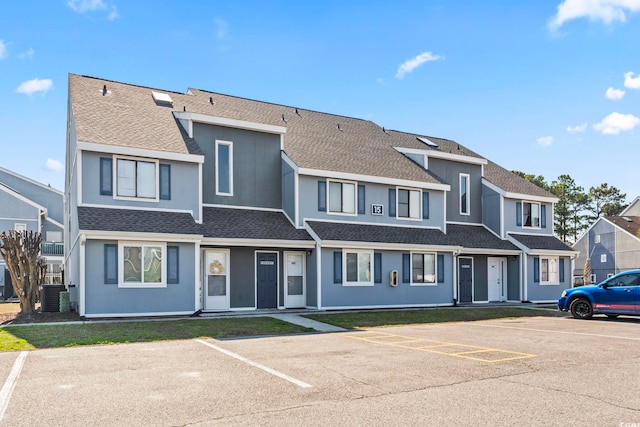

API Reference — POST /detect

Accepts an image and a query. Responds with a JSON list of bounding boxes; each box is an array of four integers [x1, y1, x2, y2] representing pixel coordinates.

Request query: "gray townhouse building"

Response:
[[65, 74, 574, 318], [0, 167, 64, 299]]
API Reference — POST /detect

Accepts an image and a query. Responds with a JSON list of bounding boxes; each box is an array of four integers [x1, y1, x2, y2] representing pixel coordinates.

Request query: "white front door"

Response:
[[204, 250, 229, 310], [284, 252, 306, 308], [488, 257, 506, 302]]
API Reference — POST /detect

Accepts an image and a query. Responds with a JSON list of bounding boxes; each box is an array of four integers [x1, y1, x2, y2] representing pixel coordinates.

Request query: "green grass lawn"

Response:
[[0, 317, 312, 352], [305, 306, 564, 329]]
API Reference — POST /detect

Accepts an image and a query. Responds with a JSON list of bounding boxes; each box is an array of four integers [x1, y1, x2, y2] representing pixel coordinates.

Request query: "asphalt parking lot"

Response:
[[1, 315, 639, 426]]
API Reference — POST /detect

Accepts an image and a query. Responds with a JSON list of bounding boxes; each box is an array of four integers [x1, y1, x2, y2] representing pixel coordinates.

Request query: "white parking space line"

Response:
[[474, 323, 640, 341], [0, 351, 28, 421], [195, 339, 312, 388]]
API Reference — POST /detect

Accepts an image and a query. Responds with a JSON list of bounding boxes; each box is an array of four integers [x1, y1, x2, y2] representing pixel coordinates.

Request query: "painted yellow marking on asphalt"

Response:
[[346, 330, 535, 363]]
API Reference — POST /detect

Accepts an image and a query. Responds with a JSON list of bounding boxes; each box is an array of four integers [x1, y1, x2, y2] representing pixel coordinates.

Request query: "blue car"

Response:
[[558, 269, 640, 319]]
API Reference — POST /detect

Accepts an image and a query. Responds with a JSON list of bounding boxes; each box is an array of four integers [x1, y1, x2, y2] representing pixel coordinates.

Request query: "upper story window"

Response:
[[115, 157, 158, 200], [398, 188, 421, 219], [523, 201, 540, 228], [459, 174, 470, 215], [216, 140, 233, 196], [14, 223, 27, 232], [328, 180, 356, 215]]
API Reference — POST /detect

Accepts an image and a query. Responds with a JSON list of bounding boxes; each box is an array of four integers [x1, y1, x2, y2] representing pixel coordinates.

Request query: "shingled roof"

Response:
[[307, 221, 457, 246], [510, 234, 574, 252], [447, 224, 519, 251], [78, 206, 201, 234], [69, 73, 555, 198], [606, 216, 640, 240]]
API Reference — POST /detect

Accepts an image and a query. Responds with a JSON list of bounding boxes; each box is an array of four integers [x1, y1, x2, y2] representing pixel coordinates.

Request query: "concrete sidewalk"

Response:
[[268, 313, 346, 332]]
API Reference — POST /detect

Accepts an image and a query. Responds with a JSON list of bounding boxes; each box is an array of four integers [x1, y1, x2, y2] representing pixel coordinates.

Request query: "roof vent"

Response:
[[209, 96, 214, 105], [102, 84, 108, 96], [622, 216, 632, 222], [152, 91, 173, 105], [337, 124, 343, 132], [295, 108, 301, 117], [383, 127, 389, 134], [417, 136, 438, 148], [282, 114, 287, 124]]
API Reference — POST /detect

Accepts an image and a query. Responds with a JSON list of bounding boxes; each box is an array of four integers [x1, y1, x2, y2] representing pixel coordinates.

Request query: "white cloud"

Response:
[[18, 48, 34, 59], [67, 0, 107, 12], [68, 0, 118, 20], [548, 0, 640, 31], [624, 71, 640, 89], [395, 51, 441, 79], [108, 5, 118, 20], [537, 136, 554, 147], [605, 87, 625, 99], [44, 159, 63, 172], [0, 40, 8, 60], [214, 18, 229, 40], [593, 112, 640, 134], [567, 123, 588, 132], [16, 78, 53, 95]]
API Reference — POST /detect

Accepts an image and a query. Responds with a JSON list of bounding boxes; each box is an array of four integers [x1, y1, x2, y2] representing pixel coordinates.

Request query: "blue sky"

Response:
[[1, 1, 639, 202]]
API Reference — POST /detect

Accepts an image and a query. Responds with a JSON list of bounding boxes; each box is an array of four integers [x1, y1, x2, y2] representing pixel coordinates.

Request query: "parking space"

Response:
[[1, 316, 639, 426]]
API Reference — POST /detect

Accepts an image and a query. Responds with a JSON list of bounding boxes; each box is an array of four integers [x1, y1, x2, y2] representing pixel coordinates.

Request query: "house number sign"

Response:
[[371, 204, 384, 215]]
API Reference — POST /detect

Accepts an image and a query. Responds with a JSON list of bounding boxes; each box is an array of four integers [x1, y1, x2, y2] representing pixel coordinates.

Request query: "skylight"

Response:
[[417, 136, 438, 148], [152, 91, 173, 105]]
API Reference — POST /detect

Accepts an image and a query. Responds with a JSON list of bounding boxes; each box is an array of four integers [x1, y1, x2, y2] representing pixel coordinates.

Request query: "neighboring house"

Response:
[[0, 167, 64, 299], [65, 74, 574, 318], [573, 198, 640, 284]]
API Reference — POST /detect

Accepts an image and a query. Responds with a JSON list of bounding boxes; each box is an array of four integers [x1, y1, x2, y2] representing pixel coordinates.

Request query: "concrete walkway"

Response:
[[268, 313, 346, 332]]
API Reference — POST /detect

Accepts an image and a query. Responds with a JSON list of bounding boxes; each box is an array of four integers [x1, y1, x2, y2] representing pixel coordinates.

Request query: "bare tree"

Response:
[[0, 230, 44, 316]]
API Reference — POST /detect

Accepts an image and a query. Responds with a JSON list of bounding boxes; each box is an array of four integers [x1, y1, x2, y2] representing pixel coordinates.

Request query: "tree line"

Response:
[[512, 172, 627, 245]]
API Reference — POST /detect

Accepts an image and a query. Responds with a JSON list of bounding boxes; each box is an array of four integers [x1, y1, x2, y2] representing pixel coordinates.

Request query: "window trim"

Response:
[[14, 223, 27, 232], [396, 187, 422, 221], [410, 252, 438, 286], [343, 249, 374, 286], [540, 256, 559, 285], [327, 179, 358, 216], [459, 173, 470, 216], [118, 241, 167, 288], [522, 201, 541, 229], [215, 140, 234, 196], [113, 155, 159, 202]]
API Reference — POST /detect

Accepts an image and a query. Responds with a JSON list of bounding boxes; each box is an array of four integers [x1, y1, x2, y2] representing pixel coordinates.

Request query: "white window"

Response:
[[115, 157, 158, 200], [398, 188, 421, 219], [540, 256, 558, 284], [328, 180, 356, 214], [590, 274, 597, 284], [594, 234, 601, 244], [600, 254, 607, 263], [216, 140, 233, 196], [412, 253, 436, 285], [523, 201, 540, 228], [119, 242, 166, 288], [344, 250, 373, 286], [46, 231, 63, 242], [14, 223, 27, 232], [459, 174, 470, 215]]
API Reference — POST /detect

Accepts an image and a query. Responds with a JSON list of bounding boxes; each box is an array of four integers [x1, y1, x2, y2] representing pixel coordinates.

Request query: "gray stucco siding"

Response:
[[194, 123, 282, 209], [428, 158, 482, 224], [282, 159, 295, 223], [320, 248, 454, 308], [482, 184, 501, 236], [615, 228, 640, 271], [83, 240, 196, 315], [0, 169, 63, 223], [588, 221, 616, 283], [81, 151, 200, 217], [526, 255, 570, 302], [504, 198, 554, 236], [298, 175, 446, 228], [0, 191, 40, 232]]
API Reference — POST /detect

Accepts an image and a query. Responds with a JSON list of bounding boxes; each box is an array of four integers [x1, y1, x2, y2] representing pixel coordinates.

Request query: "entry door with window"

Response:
[[204, 250, 229, 310], [257, 253, 278, 309], [488, 257, 506, 302], [285, 252, 306, 308], [458, 258, 473, 303]]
